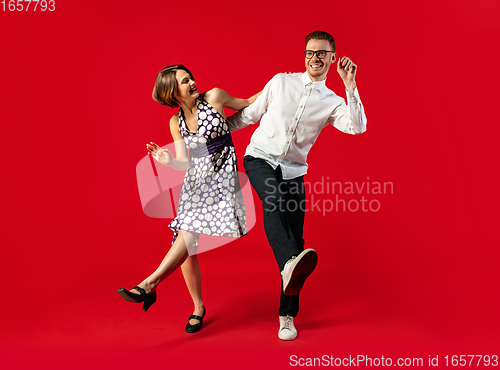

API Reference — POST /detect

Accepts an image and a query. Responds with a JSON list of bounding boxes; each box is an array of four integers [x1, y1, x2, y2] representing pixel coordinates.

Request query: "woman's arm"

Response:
[[205, 88, 262, 112], [247, 90, 262, 105], [147, 114, 191, 171]]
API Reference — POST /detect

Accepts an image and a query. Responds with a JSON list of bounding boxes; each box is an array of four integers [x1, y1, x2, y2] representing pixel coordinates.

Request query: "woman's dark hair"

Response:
[[152, 64, 195, 108]]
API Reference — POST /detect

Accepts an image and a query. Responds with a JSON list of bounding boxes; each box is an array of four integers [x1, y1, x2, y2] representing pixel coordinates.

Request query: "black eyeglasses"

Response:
[[303, 50, 334, 59]]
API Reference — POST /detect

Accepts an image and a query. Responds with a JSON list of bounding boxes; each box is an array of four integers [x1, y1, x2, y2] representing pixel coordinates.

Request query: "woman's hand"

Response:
[[247, 90, 262, 105], [147, 142, 173, 166]]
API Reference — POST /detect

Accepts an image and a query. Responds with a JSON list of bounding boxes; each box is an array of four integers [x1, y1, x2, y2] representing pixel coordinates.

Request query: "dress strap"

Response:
[[178, 99, 202, 135], [178, 108, 185, 134]]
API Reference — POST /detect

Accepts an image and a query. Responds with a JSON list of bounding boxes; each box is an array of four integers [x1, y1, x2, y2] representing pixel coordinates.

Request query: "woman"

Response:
[[117, 65, 260, 333]]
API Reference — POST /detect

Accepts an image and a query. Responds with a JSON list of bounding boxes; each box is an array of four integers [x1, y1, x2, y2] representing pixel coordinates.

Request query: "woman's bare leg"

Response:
[[181, 255, 205, 324], [131, 230, 198, 294]]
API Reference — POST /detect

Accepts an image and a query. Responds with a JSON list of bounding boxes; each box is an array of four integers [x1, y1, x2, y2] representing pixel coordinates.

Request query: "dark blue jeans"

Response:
[[243, 155, 306, 317]]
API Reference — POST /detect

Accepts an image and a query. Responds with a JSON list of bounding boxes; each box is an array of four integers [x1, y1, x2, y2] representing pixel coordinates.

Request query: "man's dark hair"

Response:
[[305, 30, 335, 52]]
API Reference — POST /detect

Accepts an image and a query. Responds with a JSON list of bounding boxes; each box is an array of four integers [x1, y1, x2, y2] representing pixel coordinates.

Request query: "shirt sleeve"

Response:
[[227, 74, 276, 132], [327, 87, 367, 135]]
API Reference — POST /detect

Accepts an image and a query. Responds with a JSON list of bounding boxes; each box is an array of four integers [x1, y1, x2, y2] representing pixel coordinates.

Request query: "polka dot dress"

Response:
[[168, 97, 247, 251]]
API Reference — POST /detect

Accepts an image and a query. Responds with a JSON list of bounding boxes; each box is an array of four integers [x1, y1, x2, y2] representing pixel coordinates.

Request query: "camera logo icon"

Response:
[[136, 142, 255, 253]]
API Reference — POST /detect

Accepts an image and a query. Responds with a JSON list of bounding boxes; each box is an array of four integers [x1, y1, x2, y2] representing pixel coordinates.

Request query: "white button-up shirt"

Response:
[[228, 72, 367, 180]]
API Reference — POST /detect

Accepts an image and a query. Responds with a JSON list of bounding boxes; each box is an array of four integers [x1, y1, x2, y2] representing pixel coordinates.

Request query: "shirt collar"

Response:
[[301, 72, 327, 90]]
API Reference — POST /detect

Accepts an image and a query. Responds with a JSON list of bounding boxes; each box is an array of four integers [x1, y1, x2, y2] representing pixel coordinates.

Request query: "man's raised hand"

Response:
[[337, 56, 357, 90]]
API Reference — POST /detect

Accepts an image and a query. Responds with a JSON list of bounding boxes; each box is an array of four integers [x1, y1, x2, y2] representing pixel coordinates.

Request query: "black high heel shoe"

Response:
[[117, 286, 157, 312], [185, 307, 206, 333]]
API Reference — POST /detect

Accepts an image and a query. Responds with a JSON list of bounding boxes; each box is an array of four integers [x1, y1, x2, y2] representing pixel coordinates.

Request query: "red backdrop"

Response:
[[1, 0, 499, 368]]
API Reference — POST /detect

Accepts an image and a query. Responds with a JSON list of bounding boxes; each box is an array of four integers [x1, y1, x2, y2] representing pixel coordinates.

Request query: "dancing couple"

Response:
[[117, 30, 367, 340]]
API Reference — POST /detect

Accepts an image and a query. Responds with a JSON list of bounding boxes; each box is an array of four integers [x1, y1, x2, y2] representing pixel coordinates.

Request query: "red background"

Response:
[[1, 0, 499, 368]]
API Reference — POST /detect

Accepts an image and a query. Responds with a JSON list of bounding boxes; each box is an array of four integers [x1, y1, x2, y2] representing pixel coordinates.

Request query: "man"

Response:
[[228, 30, 367, 340]]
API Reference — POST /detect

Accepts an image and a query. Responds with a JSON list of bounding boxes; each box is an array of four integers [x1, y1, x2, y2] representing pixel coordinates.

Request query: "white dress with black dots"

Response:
[[168, 97, 247, 250]]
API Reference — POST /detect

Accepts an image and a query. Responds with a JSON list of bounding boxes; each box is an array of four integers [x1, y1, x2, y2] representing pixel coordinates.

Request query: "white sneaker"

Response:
[[278, 315, 297, 341], [281, 249, 318, 296]]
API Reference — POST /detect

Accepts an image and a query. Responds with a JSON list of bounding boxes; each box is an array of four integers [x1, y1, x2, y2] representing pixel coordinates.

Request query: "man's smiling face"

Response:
[[304, 39, 336, 81]]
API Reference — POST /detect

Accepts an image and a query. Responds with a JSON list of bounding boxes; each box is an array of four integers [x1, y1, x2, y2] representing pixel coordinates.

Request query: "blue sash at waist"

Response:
[[189, 133, 233, 158]]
